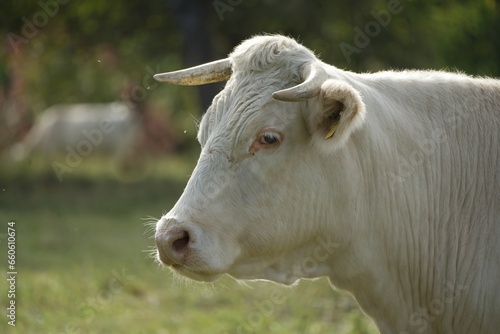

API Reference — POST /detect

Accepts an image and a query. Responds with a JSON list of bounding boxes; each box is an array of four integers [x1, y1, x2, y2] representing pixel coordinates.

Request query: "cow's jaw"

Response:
[[227, 239, 339, 285]]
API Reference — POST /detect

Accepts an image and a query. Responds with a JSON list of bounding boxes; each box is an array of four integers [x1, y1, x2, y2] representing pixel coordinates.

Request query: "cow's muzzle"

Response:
[[155, 218, 192, 267]]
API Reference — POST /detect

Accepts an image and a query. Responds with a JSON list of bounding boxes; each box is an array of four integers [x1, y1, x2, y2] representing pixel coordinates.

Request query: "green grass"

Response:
[[0, 154, 377, 334]]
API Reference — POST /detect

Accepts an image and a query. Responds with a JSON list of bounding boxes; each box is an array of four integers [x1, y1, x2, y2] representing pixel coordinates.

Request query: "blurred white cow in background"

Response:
[[10, 102, 140, 163]]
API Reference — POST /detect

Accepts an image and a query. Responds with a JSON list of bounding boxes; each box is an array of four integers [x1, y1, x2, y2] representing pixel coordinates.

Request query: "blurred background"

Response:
[[0, 0, 498, 333]]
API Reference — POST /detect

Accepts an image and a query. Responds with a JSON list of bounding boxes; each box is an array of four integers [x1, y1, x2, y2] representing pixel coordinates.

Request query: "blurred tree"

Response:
[[169, 0, 225, 114]]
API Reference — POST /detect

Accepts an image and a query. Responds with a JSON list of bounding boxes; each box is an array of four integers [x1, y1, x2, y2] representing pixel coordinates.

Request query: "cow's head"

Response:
[[154, 35, 366, 285]]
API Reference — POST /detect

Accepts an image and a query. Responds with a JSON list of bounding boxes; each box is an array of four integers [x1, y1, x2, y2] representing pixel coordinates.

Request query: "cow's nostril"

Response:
[[156, 225, 193, 266], [172, 230, 190, 253]]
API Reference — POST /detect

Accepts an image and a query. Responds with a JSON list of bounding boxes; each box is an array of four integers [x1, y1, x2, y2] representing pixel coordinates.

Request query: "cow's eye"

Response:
[[250, 129, 283, 154], [260, 132, 280, 145]]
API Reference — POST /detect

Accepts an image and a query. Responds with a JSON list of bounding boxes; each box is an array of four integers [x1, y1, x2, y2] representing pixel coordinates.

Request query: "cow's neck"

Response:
[[302, 114, 421, 331], [318, 86, 483, 333]]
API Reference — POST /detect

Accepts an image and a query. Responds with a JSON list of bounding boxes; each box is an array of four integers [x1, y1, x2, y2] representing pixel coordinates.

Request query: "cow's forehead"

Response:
[[198, 74, 282, 149], [197, 35, 319, 147]]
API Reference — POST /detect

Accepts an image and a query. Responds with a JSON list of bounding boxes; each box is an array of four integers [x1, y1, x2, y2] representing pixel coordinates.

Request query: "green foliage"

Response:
[[1, 0, 499, 118], [1, 0, 182, 114], [212, 0, 499, 74]]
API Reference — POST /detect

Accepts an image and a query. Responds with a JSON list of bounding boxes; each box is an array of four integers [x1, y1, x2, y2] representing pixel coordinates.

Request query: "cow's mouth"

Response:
[[169, 265, 222, 282], [156, 250, 222, 282]]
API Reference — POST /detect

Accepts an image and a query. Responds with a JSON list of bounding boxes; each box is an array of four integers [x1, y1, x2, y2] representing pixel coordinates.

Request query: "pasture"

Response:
[[0, 154, 376, 333]]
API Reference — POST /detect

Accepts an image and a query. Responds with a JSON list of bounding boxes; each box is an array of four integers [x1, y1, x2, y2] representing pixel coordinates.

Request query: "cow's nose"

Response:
[[155, 226, 191, 266]]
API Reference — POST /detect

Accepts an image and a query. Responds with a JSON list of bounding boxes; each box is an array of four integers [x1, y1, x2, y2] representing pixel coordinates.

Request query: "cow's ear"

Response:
[[307, 79, 366, 153]]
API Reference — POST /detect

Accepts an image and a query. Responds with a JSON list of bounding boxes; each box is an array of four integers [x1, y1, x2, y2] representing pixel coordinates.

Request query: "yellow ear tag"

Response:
[[325, 122, 338, 139]]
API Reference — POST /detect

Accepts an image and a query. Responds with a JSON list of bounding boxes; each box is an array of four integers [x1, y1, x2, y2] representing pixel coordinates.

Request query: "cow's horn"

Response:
[[154, 58, 232, 85], [272, 62, 328, 102]]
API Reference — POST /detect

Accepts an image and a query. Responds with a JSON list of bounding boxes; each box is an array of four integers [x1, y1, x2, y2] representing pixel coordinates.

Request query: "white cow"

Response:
[[10, 102, 139, 162], [154, 35, 500, 333]]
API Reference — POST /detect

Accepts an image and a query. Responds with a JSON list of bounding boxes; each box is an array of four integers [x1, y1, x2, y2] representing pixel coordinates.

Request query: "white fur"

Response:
[[156, 35, 500, 333]]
